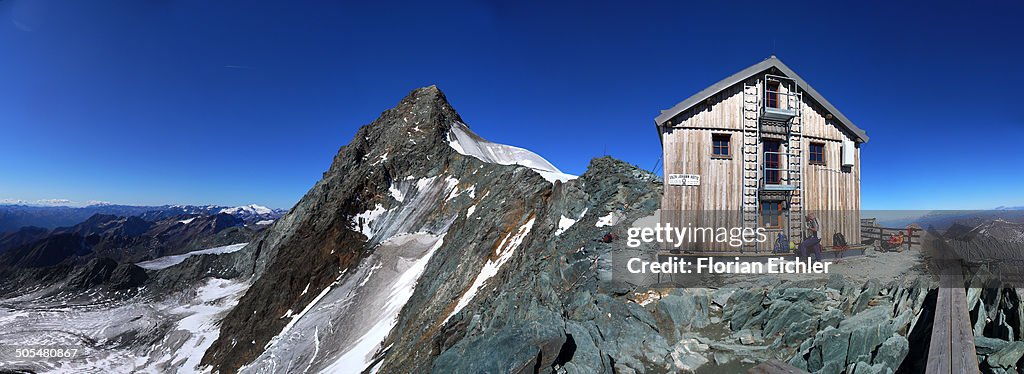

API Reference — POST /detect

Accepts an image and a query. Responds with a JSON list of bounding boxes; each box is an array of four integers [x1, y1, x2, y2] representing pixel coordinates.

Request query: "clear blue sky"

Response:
[[1, 1, 1021, 210]]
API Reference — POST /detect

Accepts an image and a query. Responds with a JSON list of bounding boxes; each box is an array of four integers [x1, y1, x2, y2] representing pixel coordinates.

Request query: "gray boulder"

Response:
[[975, 336, 1011, 355], [987, 341, 1024, 369], [871, 335, 908, 370]]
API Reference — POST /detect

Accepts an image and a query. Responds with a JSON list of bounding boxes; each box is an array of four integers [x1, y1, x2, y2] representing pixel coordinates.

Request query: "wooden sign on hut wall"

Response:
[[667, 174, 700, 186]]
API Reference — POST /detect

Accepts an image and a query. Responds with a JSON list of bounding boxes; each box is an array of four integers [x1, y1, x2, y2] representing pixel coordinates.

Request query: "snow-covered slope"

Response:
[[241, 233, 446, 374], [965, 219, 1024, 243], [219, 204, 274, 216], [135, 243, 249, 270], [217, 204, 285, 224], [447, 121, 576, 183], [240, 174, 463, 374], [0, 277, 250, 373]]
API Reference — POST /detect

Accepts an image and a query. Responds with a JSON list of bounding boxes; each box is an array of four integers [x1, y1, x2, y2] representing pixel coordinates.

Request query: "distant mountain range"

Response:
[[943, 218, 1024, 243], [870, 206, 1024, 229], [907, 210, 1024, 231], [0, 212, 255, 267], [0, 203, 285, 233]]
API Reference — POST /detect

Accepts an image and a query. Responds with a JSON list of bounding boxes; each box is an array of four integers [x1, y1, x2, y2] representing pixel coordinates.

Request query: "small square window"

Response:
[[809, 142, 826, 165], [761, 201, 783, 228], [712, 134, 731, 158]]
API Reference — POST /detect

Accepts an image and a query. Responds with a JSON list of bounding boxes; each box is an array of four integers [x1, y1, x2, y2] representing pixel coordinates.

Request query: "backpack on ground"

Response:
[[833, 232, 848, 247], [773, 233, 790, 254]]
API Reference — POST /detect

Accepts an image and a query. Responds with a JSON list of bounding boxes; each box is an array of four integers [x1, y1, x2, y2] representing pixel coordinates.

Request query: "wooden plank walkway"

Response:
[[925, 270, 980, 373]]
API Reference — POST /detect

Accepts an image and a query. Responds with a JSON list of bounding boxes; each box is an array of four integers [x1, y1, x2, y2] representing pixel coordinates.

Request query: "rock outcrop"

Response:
[[966, 270, 1024, 373]]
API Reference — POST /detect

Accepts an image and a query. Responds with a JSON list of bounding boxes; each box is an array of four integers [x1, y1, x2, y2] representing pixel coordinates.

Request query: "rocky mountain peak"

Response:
[[199, 83, 569, 372], [318, 85, 467, 185], [383, 84, 462, 146]]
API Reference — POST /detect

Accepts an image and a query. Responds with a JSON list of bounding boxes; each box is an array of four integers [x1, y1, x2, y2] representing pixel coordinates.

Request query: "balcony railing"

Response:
[[761, 150, 799, 191], [761, 89, 799, 122]]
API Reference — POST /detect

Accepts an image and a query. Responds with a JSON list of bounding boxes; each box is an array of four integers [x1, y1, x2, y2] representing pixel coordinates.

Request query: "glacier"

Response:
[[0, 277, 250, 373], [135, 243, 249, 270], [447, 121, 576, 183]]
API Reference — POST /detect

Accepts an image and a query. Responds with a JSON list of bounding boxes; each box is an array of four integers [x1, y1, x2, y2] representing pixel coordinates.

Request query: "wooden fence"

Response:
[[860, 218, 922, 251]]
